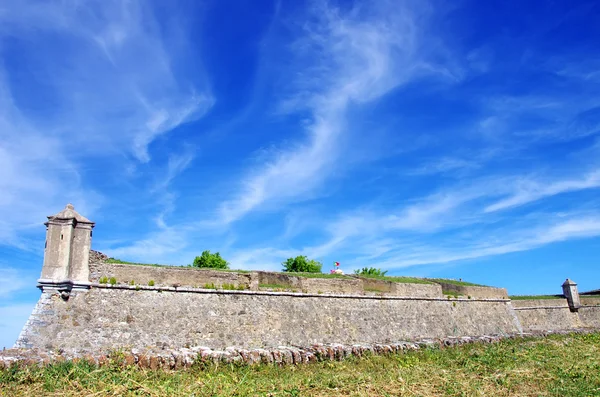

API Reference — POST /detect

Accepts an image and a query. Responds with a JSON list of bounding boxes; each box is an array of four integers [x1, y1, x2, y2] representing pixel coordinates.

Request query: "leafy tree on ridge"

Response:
[[282, 255, 322, 273], [192, 250, 229, 269]]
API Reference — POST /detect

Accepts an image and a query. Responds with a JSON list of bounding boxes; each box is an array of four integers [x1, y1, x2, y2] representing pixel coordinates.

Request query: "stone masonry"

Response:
[[11, 204, 600, 362]]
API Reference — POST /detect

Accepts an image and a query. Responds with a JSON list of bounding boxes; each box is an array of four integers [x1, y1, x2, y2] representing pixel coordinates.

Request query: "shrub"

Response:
[[148, 280, 155, 286], [129, 280, 135, 286], [192, 250, 229, 269], [99, 276, 108, 284], [109, 277, 117, 286], [354, 267, 388, 277], [282, 256, 322, 273]]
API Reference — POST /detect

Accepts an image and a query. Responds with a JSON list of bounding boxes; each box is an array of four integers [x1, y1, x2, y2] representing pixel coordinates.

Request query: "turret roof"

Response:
[[47, 204, 94, 224]]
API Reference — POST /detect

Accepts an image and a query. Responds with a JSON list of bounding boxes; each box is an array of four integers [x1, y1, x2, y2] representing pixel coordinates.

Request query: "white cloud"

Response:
[[218, 0, 453, 224], [3, 0, 214, 162], [485, 170, 600, 213], [103, 227, 191, 265], [0, 1, 212, 247]]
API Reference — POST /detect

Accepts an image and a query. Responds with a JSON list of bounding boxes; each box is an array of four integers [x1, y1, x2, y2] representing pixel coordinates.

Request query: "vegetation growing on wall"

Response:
[[354, 267, 388, 276], [282, 256, 322, 273], [192, 251, 229, 270]]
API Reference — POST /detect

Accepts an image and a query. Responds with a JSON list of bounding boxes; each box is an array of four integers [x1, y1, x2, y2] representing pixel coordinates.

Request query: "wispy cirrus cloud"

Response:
[[0, 0, 214, 162], [485, 170, 600, 213], [0, 1, 211, 247], [218, 0, 456, 224]]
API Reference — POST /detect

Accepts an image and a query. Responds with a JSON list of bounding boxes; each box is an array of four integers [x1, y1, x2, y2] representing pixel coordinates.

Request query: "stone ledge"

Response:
[[89, 283, 511, 302], [513, 306, 576, 310]]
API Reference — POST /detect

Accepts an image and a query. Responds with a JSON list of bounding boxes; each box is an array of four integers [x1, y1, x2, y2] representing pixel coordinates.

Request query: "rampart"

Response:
[[88, 261, 443, 297], [513, 297, 600, 332], [12, 205, 600, 357], [429, 280, 508, 299]]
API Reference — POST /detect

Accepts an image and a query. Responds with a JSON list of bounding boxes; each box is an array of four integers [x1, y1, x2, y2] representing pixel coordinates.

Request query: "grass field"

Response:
[[2, 332, 599, 396]]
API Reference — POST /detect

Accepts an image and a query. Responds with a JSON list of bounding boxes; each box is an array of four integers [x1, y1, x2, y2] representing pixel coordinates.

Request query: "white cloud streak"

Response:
[[0, 1, 212, 247], [485, 170, 600, 213], [219, 0, 450, 223]]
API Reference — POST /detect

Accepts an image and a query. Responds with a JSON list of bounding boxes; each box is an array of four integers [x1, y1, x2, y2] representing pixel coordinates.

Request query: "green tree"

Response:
[[354, 267, 388, 277], [282, 256, 322, 273], [192, 250, 229, 269]]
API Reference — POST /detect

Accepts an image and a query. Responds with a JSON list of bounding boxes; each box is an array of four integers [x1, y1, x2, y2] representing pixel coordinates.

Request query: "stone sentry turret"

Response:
[[37, 204, 95, 294], [562, 278, 581, 312]]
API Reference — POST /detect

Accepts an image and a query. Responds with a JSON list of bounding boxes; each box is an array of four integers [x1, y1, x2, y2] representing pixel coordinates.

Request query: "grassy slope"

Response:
[[2, 333, 599, 396]]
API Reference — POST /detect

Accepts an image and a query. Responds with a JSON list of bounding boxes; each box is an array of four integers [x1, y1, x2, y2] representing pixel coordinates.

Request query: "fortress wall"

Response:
[[257, 271, 303, 289], [582, 297, 600, 306], [89, 262, 255, 289], [577, 306, 600, 328], [360, 277, 393, 293], [391, 282, 442, 298], [512, 298, 600, 332], [89, 263, 441, 297], [432, 281, 508, 299], [514, 306, 581, 331], [16, 287, 520, 353], [298, 277, 363, 294], [511, 298, 569, 308]]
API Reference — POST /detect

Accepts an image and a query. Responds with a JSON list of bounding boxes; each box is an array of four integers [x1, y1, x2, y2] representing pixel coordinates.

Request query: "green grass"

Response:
[[426, 278, 488, 287], [2, 333, 599, 396], [357, 274, 434, 284], [510, 295, 564, 300]]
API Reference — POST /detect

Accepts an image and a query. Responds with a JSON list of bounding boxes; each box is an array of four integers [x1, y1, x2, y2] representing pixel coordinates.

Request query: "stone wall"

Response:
[[89, 262, 255, 289], [16, 286, 519, 353], [432, 281, 508, 299], [512, 298, 600, 332], [582, 297, 600, 306], [577, 306, 600, 328], [391, 282, 442, 298], [89, 262, 442, 297]]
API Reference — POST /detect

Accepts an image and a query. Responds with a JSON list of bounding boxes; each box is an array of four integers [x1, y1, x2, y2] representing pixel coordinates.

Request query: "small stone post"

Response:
[[562, 278, 580, 312], [38, 204, 95, 293]]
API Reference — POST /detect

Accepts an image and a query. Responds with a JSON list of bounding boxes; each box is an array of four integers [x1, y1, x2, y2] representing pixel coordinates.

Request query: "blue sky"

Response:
[[1, 0, 600, 348]]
